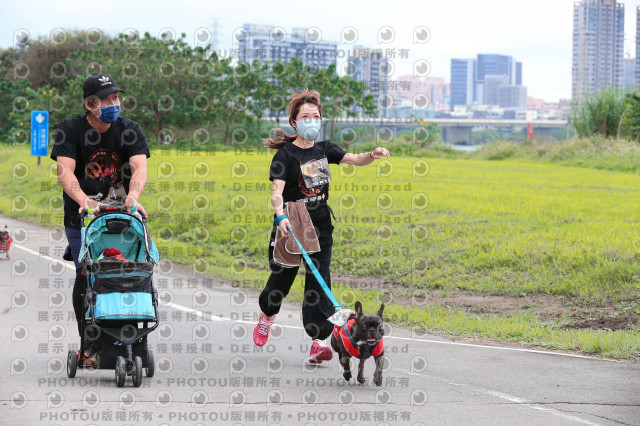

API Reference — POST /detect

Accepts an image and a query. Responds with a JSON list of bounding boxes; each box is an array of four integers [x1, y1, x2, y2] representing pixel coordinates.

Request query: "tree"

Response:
[[571, 86, 627, 138], [208, 57, 264, 145], [412, 117, 440, 147], [308, 62, 376, 140], [621, 91, 640, 140], [0, 77, 33, 141], [2, 29, 103, 89], [0, 28, 379, 147]]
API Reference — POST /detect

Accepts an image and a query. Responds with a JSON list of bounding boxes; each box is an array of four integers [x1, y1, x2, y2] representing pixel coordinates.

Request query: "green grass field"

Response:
[[1, 144, 639, 359]]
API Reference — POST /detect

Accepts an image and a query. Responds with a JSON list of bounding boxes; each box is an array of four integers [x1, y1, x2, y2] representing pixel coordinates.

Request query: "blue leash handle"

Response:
[[286, 226, 342, 311]]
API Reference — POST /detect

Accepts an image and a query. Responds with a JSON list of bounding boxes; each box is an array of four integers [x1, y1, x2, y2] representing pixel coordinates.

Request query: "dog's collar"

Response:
[[340, 315, 383, 359]]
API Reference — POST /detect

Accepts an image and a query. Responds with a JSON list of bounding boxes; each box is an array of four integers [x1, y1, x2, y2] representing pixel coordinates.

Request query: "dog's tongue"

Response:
[[366, 338, 376, 344]]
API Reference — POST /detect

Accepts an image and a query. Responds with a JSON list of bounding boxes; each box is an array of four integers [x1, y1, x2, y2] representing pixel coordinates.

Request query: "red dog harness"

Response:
[[333, 316, 383, 359], [0, 237, 12, 252]]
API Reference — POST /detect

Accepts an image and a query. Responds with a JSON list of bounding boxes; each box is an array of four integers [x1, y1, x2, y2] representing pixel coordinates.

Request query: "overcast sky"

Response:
[[1, 0, 639, 102]]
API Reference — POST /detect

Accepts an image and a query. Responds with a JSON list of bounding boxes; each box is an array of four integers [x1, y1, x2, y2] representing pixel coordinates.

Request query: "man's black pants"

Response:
[[72, 267, 85, 337]]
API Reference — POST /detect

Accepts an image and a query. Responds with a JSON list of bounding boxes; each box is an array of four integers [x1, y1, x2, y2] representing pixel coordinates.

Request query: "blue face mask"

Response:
[[295, 118, 322, 140], [93, 103, 120, 123]]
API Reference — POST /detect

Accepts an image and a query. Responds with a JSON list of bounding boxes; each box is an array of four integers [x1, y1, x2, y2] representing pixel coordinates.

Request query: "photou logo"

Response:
[[377, 26, 395, 44], [11, 291, 29, 309], [191, 390, 208, 408], [413, 26, 431, 43], [191, 357, 209, 374], [339, 390, 355, 406], [12, 323, 29, 342], [266, 356, 284, 374], [231, 290, 248, 307], [340, 26, 358, 44], [229, 390, 246, 407], [266, 389, 284, 406]]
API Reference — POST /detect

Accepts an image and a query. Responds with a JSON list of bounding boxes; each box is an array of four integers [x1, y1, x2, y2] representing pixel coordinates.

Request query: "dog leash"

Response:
[[286, 226, 342, 311]]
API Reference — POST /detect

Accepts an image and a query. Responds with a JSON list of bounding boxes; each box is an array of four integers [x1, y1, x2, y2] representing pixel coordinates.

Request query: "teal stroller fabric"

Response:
[[81, 212, 159, 323], [79, 213, 159, 263], [87, 292, 155, 321]]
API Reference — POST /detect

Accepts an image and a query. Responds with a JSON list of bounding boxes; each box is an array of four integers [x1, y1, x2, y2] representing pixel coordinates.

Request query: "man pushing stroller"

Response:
[[51, 73, 150, 363]]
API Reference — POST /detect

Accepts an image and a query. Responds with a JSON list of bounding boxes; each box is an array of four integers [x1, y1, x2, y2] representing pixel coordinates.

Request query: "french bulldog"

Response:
[[0, 225, 12, 260], [331, 301, 385, 386]]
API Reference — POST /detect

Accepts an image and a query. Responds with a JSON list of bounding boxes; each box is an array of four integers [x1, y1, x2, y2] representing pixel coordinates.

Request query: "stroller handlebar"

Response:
[[98, 205, 128, 213], [80, 205, 126, 216], [80, 205, 142, 220]]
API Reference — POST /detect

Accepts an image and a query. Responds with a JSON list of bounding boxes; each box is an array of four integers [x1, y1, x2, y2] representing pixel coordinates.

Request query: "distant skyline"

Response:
[[2, 0, 640, 102]]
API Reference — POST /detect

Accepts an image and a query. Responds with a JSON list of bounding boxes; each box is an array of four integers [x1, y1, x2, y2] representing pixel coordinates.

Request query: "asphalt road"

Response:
[[0, 214, 639, 425]]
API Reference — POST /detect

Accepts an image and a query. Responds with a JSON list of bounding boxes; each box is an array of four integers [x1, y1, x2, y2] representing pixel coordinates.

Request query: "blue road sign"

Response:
[[31, 110, 49, 156]]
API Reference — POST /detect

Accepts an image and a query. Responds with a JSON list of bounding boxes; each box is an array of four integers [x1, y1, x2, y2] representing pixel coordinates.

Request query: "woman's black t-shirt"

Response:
[[269, 140, 346, 210], [50, 114, 150, 229]]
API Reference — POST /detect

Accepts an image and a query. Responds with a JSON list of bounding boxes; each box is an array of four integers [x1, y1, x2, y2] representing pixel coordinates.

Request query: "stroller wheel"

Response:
[[115, 356, 126, 387], [67, 350, 77, 378], [145, 350, 155, 377], [132, 356, 143, 387]]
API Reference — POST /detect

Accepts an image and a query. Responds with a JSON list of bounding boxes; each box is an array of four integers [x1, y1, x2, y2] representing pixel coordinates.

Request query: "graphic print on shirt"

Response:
[[84, 149, 121, 183], [298, 157, 332, 196]]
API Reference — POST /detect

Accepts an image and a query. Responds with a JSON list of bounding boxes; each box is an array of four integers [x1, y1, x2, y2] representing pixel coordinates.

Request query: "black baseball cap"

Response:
[[83, 73, 125, 99]]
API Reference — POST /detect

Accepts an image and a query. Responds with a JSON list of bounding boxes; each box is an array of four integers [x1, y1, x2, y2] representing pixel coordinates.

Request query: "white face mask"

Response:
[[295, 119, 322, 140]]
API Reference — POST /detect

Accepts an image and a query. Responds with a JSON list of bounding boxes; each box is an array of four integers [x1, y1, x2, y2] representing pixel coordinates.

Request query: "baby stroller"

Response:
[[66, 205, 160, 387]]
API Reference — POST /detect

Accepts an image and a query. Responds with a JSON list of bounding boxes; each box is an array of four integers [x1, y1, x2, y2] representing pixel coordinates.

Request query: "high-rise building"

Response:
[[484, 74, 510, 106], [450, 59, 476, 109], [477, 54, 521, 85], [477, 54, 510, 84], [237, 24, 337, 70], [625, 57, 636, 88], [390, 75, 450, 110], [572, 0, 625, 100], [350, 46, 388, 118], [420, 76, 450, 110], [498, 85, 527, 109], [513, 61, 523, 86], [636, 7, 640, 87], [451, 55, 523, 108]]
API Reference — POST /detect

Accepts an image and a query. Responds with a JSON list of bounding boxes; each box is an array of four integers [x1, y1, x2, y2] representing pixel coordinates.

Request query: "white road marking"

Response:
[[8, 242, 620, 423], [395, 367, 601, 425], [14, 244, 76, 269], [384, 335, 613, 360], [12, 243, 623, 362]]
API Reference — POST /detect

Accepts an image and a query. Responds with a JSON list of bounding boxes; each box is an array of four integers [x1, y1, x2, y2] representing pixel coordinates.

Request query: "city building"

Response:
[[513, 61, 523, 86], [625, 57, 636, 89], [484, 74, 510, 106], [476, 54, 521, 86], [451, 54, 523, 108], [572, 0, 625, 100], [421, 76, 450, 110], [237, 24, 337, 69], [527, 97, 571, 120], [390, 75, 450, 111], [498, 85, 527, 109], [637, 6, 640, 87], [350, 46, 388, 118], [450, 58, 476, 109], [528, 97, 550, 115]]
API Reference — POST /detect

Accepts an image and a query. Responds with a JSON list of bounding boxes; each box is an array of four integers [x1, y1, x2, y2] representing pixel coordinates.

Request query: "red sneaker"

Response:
[[253, 313, 275, 346], [307, 340, 333, 364]]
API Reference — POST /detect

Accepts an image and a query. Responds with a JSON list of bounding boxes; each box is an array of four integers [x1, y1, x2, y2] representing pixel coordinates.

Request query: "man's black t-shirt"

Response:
[[269, 140, 346, 216], [50, 114, 150, 229]]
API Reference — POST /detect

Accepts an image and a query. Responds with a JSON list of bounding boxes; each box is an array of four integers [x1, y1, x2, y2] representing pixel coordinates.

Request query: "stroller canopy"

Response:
[[79, 213, 159, 264]]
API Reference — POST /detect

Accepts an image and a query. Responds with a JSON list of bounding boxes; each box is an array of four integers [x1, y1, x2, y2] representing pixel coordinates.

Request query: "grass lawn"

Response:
[[1, 144, 639, 359]]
